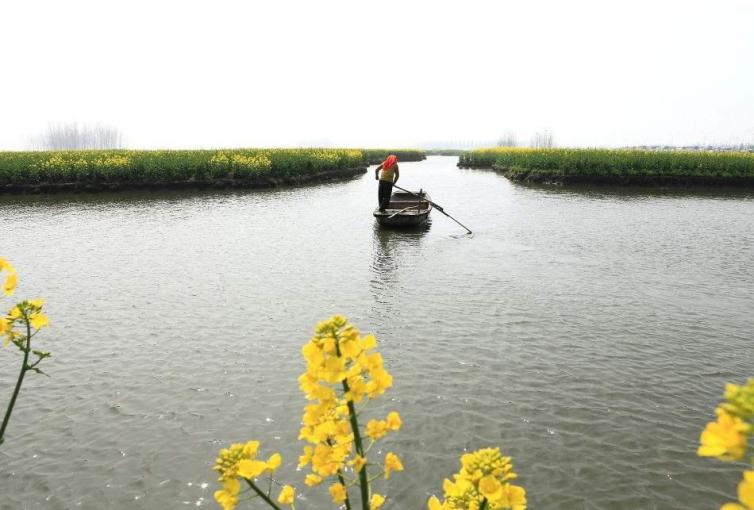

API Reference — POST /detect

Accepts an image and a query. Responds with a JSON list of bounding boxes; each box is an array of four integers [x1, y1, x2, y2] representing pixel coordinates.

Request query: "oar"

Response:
[[392, 184, 473, 234], [387, 204, 420, 219]]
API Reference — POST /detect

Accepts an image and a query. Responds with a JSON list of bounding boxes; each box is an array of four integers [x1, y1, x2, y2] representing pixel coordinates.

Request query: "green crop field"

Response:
[[0, 148, 425, 192], [459, 148, 754, 185], [362, 149, 425, 164]]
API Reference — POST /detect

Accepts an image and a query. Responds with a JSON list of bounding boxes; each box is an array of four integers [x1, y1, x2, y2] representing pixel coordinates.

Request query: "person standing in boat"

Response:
[[375, 154, 400, 211]]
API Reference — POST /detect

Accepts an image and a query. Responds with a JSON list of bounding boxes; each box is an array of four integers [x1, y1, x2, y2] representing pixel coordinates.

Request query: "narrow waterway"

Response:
[[1, 156, 753, 509]]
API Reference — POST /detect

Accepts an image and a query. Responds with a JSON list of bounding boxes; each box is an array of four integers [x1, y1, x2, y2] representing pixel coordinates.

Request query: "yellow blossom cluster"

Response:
[[722, 470, 754, 510], [1, 258, 49, 348], [208, 152, 273, 176], [297, 315, 401, 506], [3, 299, 49, 347], [699, 379, 754, 510], [722, 381, 754, 422], [93, 155, 130, 168], [699, 409, 752, 462], [0, 257, 17, 297], [427, 448, 526, 510], [311, 151, 340, 167], [212, 440, 294, 510], [699, 380, 754, 462], [0, 256, 51, 448], [39, 154, 88, 171]]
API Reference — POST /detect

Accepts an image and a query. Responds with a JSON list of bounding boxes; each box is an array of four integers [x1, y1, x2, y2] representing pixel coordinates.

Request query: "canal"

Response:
[[1, 156, 753, 509]]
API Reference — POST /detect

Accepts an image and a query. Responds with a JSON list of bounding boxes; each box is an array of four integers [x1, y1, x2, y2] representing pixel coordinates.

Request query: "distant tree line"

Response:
[[31, 123, 124, 150], [495, 130, 555, 148], [626, 143, 754, 152], [496, 132, 517, 148], [422, 129, 557, 150]]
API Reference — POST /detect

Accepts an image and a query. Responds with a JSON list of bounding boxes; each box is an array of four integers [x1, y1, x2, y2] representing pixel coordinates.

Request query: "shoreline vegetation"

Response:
[[459, 148, 754, 187], [363, 149, 425, 165], [0, 148, 425, 194]]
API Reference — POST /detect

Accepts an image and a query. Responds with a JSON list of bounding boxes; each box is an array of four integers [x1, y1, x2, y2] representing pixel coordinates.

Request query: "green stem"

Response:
[[342, 380, 370, 510], [246, 479, 283, 510], [480, 498, 489, 510], [0, 319, 31, 447], [327, 438, 353, 510], [333, 330, 370, 510], [337, 470, 353, 510]]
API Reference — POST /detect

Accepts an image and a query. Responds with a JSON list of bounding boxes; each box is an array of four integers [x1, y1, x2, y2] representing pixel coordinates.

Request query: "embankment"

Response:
[[459, 148, 754, 187], [0, 148, 425, 194]]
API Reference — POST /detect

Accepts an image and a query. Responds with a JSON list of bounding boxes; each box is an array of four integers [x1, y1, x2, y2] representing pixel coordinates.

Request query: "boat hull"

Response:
[[373, 191, 432, 228]]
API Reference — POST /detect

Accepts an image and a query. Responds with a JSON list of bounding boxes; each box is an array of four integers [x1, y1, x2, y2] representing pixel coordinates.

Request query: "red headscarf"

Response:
[[382, 154, 398, 170]]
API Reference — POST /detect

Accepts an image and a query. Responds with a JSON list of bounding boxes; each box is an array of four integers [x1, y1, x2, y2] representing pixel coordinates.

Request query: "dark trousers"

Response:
[[378, 180, 393, 210]]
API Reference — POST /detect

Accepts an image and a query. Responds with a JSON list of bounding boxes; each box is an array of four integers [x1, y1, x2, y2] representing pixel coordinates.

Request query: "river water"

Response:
[[1, 156, 753, 509]]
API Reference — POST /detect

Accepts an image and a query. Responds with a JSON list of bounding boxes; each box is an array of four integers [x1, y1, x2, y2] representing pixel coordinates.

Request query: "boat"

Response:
[[373, 189, 432, 227]]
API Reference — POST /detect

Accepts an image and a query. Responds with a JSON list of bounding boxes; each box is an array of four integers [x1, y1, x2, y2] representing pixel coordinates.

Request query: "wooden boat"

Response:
[[373, 190, 432, 227]]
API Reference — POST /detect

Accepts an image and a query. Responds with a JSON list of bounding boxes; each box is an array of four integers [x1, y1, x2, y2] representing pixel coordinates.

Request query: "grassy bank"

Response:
[[425, 149, 465, 156], [363, 149, 425, 164], [459, 148, 754, 186], [0, 148, 424, 193]]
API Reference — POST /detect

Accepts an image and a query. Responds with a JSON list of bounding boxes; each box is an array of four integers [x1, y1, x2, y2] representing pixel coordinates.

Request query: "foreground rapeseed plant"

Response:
[[212, 440, 293, 510], [698, 379, 754, 509], [0, 257, 51, 446], [211, 316, 525, 509], [427, 448, 526, 510], [297, 315, 399, 509]]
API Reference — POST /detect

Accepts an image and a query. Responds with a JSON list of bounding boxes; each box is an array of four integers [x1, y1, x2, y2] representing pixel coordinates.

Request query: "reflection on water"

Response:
[[1, 157, 753, 509], [369, 222, 430, 312], [480, 175, 754, 201]]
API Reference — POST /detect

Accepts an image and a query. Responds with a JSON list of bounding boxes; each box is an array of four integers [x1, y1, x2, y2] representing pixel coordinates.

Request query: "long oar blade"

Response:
[[437, 208, 473, 234], [392, 184, 471, 234]]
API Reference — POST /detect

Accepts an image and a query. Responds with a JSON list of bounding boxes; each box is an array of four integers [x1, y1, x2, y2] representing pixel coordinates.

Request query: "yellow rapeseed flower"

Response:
[[30, 312, 49, 330], [266, 453, 282, 472], [371, 493, 386, 509], [0, 257, 12, 273], [277, 485, 296, 506], [501, 484, 527, 510], [721, 470, 754, 510], [479, 475, 503, 502], [386, 411, 402, 431], [443, 477, 472, 499], [428, 495, 442, 510], [298, 315, 402, 498], [384, 452, 403, 479], [1, 317, 11, 347], [298, 446, 313, 468], [430, 447, 526, 510], [350, 454, 367, 473], [3, 271, 17, 296], [329, 482, 347, 504], [366, 419, 388, 440], [366, 368, 393, 398], [213, 478, 240, 510], [362, 334, 377, 350], [304, 473, 322, 486], [698, 409, 751, 461], [213, 440, 261, 482], [237, 459, 267, 479], [0, 257, 15, 295], [721, 380, 754, 420]]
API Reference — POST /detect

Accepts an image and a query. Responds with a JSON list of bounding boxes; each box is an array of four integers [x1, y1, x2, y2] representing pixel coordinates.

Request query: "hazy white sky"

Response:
[[2, 0, 753, 149]]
